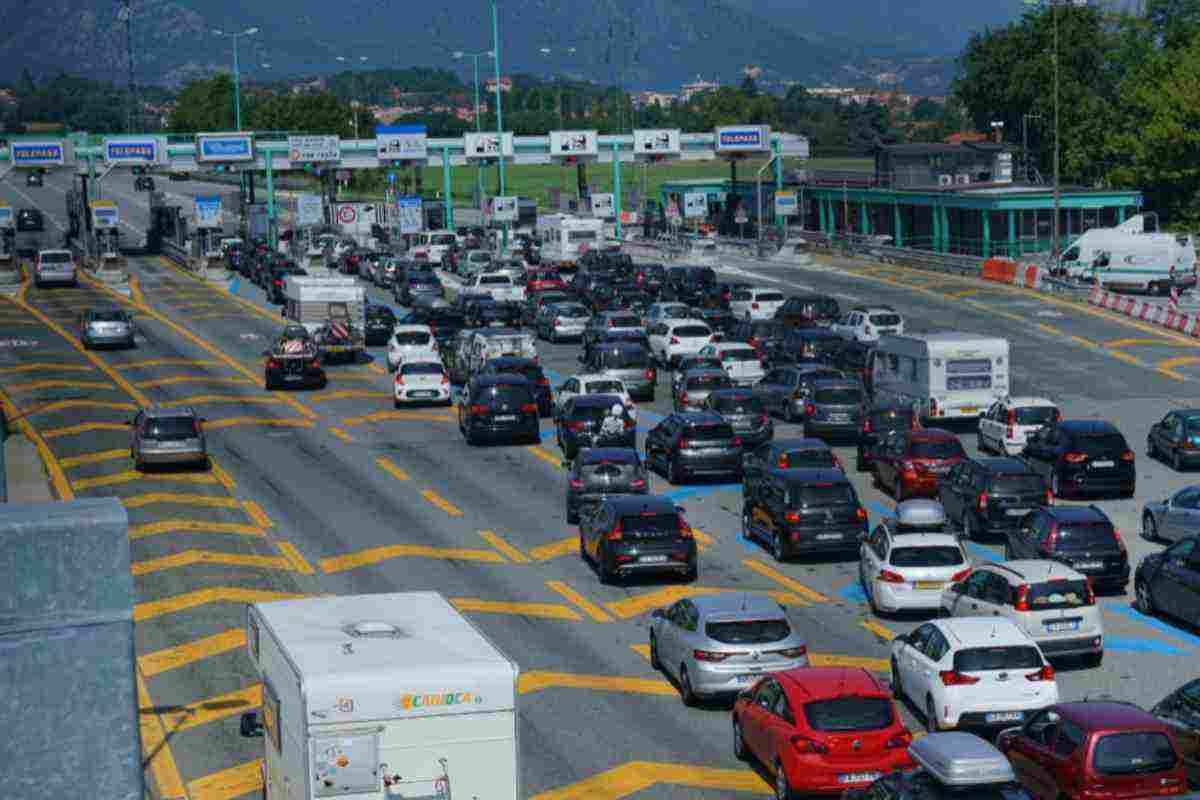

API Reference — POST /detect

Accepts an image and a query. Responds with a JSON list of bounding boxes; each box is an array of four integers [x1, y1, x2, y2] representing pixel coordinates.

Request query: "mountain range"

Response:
[[0, 0, 1028, 91]]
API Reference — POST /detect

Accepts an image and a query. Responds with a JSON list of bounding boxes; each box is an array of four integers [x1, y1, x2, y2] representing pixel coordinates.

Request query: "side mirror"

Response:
[[239, 711, 263, 737], [893, 632, 910, 645], [650, 608, 665, 620], [947, 582, 964, 594]]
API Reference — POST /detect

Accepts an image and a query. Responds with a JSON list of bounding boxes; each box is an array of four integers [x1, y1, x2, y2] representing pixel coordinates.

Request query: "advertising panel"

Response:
[[195, 133, 255, 162], [632, 129, 681, 157], [715, 125, 771, 153], [463, 132, 514, 159], [590, 193, 615, 219], [90, 200, 120, 229], [397, 196, 423, 234], [683, 192, 708, 219], [288, 135, 340, 163], [11, 140, 67, 167], [376, 124, 428, 162], [549, 130, 598, 158], [103, 137, 166, 166], [774, 191, 798, 217], [194, 195, 223, 227], [296, 194, 324, 227], [492, 196, 518, 222]]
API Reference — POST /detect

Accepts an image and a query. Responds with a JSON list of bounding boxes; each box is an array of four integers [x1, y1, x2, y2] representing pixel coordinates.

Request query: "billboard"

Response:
[[296, 194, 324, 227], [103, 137, 166, 166], [774, 191, 798, 217], [549, 130, 598, 158], [376, 124, 427, 162], [590, 193, 615, 219], [11, 140, 68, 167], [194, 195, 223, 227], [463, 132, 514, 159], [90, 200, 119, 229], [288, 135, 340, 163], [715, 125, 771, 153], [633, 129, 681, 157], [683, 192, 708, 219], [195, 133, 255, 162]]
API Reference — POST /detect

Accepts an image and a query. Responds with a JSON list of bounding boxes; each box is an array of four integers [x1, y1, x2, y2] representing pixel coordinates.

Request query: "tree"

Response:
[[170, 75, 237, 132], [740, 75, 759, 98], [911, 98, 942, 122], [1147, 0, 1200, 50]]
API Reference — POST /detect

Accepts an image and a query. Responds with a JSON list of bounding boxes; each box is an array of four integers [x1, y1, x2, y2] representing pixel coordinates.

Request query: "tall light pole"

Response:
[[1022, 112, 1043, 183], [118, 1, 136, 132], [453, 49, 494, 206], [491, 0, 508, 247], [336, 55, 370, 139], [539, 45, 579, 198], [212, 26, 258, 130]]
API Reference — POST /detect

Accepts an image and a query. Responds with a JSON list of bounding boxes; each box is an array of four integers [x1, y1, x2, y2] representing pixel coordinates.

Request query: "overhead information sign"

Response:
[[377, 124, 427, 162], [194, 195, 223, 227], [397, 196, 423, 234], [296, 194, 324, 227], [103, 136, 166, 166], [715, 125, 771, 153], [683, 192, 708, 219], [464, 132, 514, 159], [492, 196, 518, 222], [590, 193, 614, 219], [288, 135, 340, 163], [90, 200, 119, 229], [633, 129, 681, 157], [11, 140, 67, 167], [549, 130, 598, 157], [195, 133, 254, 162], [774, 191, 798, 217], [0, 204, 14, 229]]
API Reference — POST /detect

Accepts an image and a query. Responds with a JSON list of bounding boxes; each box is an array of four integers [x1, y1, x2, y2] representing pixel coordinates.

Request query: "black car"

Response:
[[1007, 505, 1130, 592], [465, 298, 522, 329], [644, 411, 743, 485], [1138, 536, 1200, 631], [1147, 408, 1200, 472], [134, 175, 156, 191], [830, 340, 874, 394], [939, 457, 1050, 541], [774, 294, 840, 330], [742, 439, 842, 490], [25, 171, 43, 187], [579, 494, 697, 583], [775, 327, 846, 366], [396, 272, 443, 306], [856, 404, 919, 471], [692, 306, 735, 336], [662, 265, 717, 305], [457, 375, 541, 446], [742, 467, 868, 561], [632, 263, 665, 295], [556, 395, 637, 461], [801, 378, 866, 442], [565, 447, 648, 523], [1150, 676, 1200, 787], [703, 389, 773, 448], [413, 308, 465, 350], [263, 334, 326, 390], [732, 319, 786, 362], [364, 305, 397, 347], [1021, 419, 1135, 499], [16, 208, 43, 232], [478, 356, 552, 417]]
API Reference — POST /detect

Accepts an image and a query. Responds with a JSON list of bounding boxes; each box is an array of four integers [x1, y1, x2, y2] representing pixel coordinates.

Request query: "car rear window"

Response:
[[394, 331, 432, 345], [732, 289, 753, 301], [400, 362, 444, 376], [954, 646, 1042, 672], [869, 313, 901, 326], [608, 315, 641, 328], [712, 395, 764, 414], [497, 364, 542, 382], [480, 275, 511, 285], [705, 619, 791, 644], [1055, 522, 1119, 551], [584, 380, 624, 395], [556, 304, 590, 319], [619, 513, 679, 536], [910, 440, 965, 459], [991, 473, 1045, 495], [1015, 406, 1057, 426], [145, 417, 198, 440], [581, 462, 638, 481], [815, 387, 863, 405], [40, 252, 71, 264], [1073, 432, 1128, 457], [600, 350, 648, 368], [804, 697, 894, 733], [484, 385, 531, 405], [687, 423, 735, 440], [90, 310, 127, 322], [721, 349, 759, 362], [779, 449, 836, 469], [793, 483, 856, 506], [889, 546, 964, 567], [1092, 732, 1177, 776], [1026, 579, 1090, 610], [673, 325, 711, 338], [756, 292, 784, 302]]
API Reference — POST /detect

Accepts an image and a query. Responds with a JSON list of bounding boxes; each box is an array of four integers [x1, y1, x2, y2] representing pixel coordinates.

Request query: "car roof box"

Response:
[[895, 499, 946, 530], [909, 732, 1015, 787]]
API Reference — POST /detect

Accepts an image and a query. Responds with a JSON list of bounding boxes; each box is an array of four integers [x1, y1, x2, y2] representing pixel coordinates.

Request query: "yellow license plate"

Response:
[[916, 581, 944, 590], [959, 407, 977, 414]]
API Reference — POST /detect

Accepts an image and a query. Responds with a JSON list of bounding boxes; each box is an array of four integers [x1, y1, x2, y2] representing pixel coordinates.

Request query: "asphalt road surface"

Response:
[[1, 172, 1199, 800]]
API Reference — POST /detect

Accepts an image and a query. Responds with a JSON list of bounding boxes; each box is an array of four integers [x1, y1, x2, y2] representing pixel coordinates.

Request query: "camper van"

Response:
[[242, 592, 520, 800], [537, 215, 604, 271], [871, 332, 1009, 422]]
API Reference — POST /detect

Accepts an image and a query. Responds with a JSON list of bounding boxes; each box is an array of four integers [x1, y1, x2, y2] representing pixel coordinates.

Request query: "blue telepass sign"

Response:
[[715, 125, 771, 153], [104, 137, 165, 165], [195, 133, 255, 162], [11, 140, 67, 167]]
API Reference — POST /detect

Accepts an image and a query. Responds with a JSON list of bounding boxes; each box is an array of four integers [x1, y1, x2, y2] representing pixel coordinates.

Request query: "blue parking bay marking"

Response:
[[839, 582, 869, 605], [1102, 635, 1184, 656], [1104, 604, 1200, 651]]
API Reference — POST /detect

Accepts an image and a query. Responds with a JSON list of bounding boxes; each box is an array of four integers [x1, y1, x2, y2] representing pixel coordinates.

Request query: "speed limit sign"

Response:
[[337, 205, 357, 224]]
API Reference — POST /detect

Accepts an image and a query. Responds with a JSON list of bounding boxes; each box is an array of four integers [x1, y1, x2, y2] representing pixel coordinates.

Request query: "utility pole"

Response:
[[1052, 0, 1061, 265], [120, 1, 135, 132], [1023, 112, 1042, 183], [491, 0, 507, 248]]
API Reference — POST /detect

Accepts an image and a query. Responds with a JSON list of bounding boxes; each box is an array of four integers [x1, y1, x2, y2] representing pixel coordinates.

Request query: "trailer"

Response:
[[242, 592, 520, 800], [536, 214, 604, 271]]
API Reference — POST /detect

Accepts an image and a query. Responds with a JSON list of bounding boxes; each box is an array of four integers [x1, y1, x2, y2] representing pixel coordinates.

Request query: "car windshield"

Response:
[[1055, 522, 1119, 552], [889, 546, 964, 567], [793, 483, 856, 506], [704, 619, 791, 644], [400, 362, 444, 376], [620, 513, 678, 535], [804, 697, 894, 733], [394, 332, 432, 346], [869, 313, 902, 326], [600, 350, 648, 369], [1026, 579, 1090, 610], [484, 386, 530, 405], [674, 325, 711, 338], [584, 380, 624, 395], [991, 474, 1045, 495], [1073, 432, 1128, 457], [712, 396, 764, 414], [1093, 732, 1177, 776], [953, 646, 1042, 672], [721, 349, 759, 362], [145, 417, 198, 440], [910, 440, 965, 459], [89, 310, 127, 322], [555, 304, 590, 319], [41, 252, 71, 263], [1015, 406, 1057, 426], [779, 449, 836, 469], [815, 387, 863, 405], [497, 364, 542, 382]]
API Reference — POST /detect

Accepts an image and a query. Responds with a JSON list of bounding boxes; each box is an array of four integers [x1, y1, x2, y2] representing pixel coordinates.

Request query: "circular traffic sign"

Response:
[[337, 205, 357, 224]]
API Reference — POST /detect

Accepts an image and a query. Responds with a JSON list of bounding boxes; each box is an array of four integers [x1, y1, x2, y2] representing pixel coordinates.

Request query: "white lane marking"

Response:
[[1035, 310, 1065, 318]]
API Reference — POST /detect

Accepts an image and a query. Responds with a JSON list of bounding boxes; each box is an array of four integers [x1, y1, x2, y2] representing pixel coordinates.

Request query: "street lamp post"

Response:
[[336, 55, 370, 140], [491, 0, 508, 248], [539, 45, 579, 201], [453, 49, 494, 207], [212, 26, 258, 130], [1023, 112, 1043, 183]]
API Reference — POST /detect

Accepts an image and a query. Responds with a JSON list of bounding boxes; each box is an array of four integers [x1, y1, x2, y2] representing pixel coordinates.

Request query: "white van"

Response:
[[34, 249, 78, 288], [871, 332, 1009, 422], [412, 230, 458, 264], [243, 592, 520, 800], [1081, 237, 1197, 294]]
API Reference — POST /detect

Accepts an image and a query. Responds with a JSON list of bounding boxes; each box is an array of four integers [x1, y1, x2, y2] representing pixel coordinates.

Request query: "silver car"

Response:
[[648, 592, 808, 704], [1142, 485, 1200, 543], [586, 342, 657, 401], [80, 308, 135, 349], [672, 367, 733, 412], [537, 302, 590, 343], [130, 407, 209, 471]]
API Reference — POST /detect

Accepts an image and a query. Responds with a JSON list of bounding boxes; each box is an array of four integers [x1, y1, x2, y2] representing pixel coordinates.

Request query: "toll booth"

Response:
[[88, 200, 127, 278], [0, 203, 14, 267]]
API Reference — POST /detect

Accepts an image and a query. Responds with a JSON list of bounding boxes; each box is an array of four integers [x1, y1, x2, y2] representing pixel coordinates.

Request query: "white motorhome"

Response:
[[1058, 213, 1150, 274], [536, 215, 604, 270], [871, 332, 1009, 422], [243, 592, 520, 800], [283, 276, 366, 336]]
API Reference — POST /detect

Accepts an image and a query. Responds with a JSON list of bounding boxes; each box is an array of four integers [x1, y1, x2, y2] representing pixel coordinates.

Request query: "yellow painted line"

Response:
[[277, 541, 315, 574], [1037, 323, 1063, 336], [132, 549, 292, 577], [136, 673, 189, 800], [320, 543, 505, 573], [123, 492, 241, 510], [202, 416, 315, 430], [72, 470, 218, 491], [741, 559, 829, 603], [341, 409, 455, 426], [211, 460, 237, 492], [481, 530, 531, 563], [134, 587, 304, 622], [135, 375, 253, 389], [450, 597, 583, 621], [139, 629, 247, 676], [24, 399, 137, 415], [6, 377, 114, 393], [1104, 337, 1165, 348], [161, 394, 282, 407], [128, 275, 144, 305], [185, 312, 243, 320], [519, 671, 675, 696], [188, 759, 263, 800], [530, 536, 577, 561], [58, 448, 128, 469], [546, 580, 613, 622], [948, 288, 977, 298], [115, 358, 221, 370], [691, 527, 716, 546], [530, 761, 770, 800], [631, 643, 652, 660], [241, 500, 273, 528], [1159, 356, 1200, 371], [0, 362, 93, 374], [1070, 335, 1097, 348], [375, 455, 410, 481], [861, 619, 896, 641], [606, 586, 812, 620], [329, 426, 355, 443], [529, 445, 565, 468], [311, 389, 392, 402], [0, 385, 73, 500], [1106, 349, 1142, 366], [810, 653, 890, 671], [422, 488, 464, 516], [162, 684, 261, 734], [129, 519, 265, 541], [368, 362, 389, 375], [1157, 368, 1186, 382]]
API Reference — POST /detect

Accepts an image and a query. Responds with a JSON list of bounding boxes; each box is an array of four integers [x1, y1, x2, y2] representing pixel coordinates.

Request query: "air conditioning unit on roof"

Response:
[[938, 174, 953, 186]]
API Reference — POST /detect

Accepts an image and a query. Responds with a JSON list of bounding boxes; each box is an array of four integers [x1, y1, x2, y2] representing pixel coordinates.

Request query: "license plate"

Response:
[[838, 773, 882, 784], [639, 555, 668, 563], [1045, 620, 1079, 632], [736, 674, 760, 684], [411, 391, 437, 398], [960, 406, 978, 414], [1091, 460, 1114, 468], [696, 447, 723, 455], [1076, 561, 1102, 569], [284, 374, 303, 382], [829, 414, 849, 422], [816, 533, 843, 540], [915, 581, 944, 590], [1006, 508, 1031, 517], [986, 711, 1024, 723], [494, 415, 517, 422]]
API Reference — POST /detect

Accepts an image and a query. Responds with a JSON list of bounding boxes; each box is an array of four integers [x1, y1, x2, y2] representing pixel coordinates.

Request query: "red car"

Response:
[[997, 701, 1188, 800], [872, 428, 966, 500], [527, 269, 567, 293], [732, 667, 915, 798]]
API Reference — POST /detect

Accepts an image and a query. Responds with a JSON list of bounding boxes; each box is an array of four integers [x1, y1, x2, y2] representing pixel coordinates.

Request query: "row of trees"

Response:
[[0, 70, 172, 134]]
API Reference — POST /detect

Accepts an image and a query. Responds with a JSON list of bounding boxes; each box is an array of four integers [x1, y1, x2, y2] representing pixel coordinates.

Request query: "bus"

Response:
[[870, 332, 1009, 423], [536, 215, 604, 272]]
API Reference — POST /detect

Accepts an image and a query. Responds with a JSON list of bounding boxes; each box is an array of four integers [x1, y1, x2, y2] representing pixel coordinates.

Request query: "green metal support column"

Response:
[[266, 148, 276, 250], [1008, 210, 1016, 258], [773, 139, 784, 225], [442, 145, 454, 230], [860, 201, 869, 235], [931, 204, 941, 252], [941, 206, 951, 253], [612, 141, 623, 239], [818, 197, 827, 233], [893, 203, 903, 247], [982, 210, 990, 257], [1118, 206, 1126, 224]]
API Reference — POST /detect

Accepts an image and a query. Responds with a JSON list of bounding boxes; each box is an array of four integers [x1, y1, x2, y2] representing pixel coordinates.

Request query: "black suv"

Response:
[[632, 263, 665, 295], [411, 307, 465, 351], [457, 375, 541, 446], [579, 494, 697, 583], [555, 394, 636, 460], [939, 457, 1050, 541], [830, 340, 874, 393], [565, 447, 648, 523], [776, 327, 846, 366], [478, 357, 552, 417], [644, 411, 743, 484], [703, 388, 774, 448], [663, 265, 716, 305], [856, 405, 919, 472], [742, 467, 868, 561], [1006, 505, 1130, 592], [774, 294, 840, 330], [364, 305, 396, 347], [16, 208, 44, 232], [1021, 419, 1135, 499]]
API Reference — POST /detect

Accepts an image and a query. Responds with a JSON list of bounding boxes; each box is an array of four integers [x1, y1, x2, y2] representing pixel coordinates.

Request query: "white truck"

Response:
[[536, 215, 604, 271], [241, 592, 520, 800], [462, 272, 525, 304]]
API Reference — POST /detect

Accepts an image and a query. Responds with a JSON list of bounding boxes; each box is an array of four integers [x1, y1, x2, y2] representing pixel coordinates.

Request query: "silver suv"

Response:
[[939, 560, 1104, 667], [130, 407, 209, 471]]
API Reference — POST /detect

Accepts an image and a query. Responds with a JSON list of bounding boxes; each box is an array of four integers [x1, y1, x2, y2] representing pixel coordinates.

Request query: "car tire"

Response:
[[1148, 437, 1159, 461], [679, 666, 698, 707], [1173, 448, 1185, 472], [683, 561, 698, 583], [774, 760, 792, 800], [1143, 513, 1158, 542], [134, 457, 146, 474], [926, 696, 940, 733], [771, 530, 788, 563], [1081, 651, 1104, 669], [394, 399, 402, 409], [890, 659, 903, 700], [1135, 578, 1157, 615], [567, 506, 579, 525], [732, 717, 748, 761], [976, 431, 987, 454], [598, 546, 618, 584], [669, 456, 685, 485]]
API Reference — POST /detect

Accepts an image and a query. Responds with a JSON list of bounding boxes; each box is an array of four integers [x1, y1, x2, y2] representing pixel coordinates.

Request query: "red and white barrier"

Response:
[[1089, 285, 1200, 337], [980, 258, 1048, 290]]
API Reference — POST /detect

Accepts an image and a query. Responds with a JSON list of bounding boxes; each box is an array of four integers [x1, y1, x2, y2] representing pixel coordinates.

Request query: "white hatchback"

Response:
[[890, 617, 1058, 733], [730, 287, 786, 321], [386, 324, 439, 370], [648, 320, 715, 367], [394, 360, 451, 407], [698, 342, 766, 388], [831, 306, 905, 343], [860, 526, 971, 614], [553, 373, 634, 416], [643, 302, 695, 328], [977, 397, 1059, 456]]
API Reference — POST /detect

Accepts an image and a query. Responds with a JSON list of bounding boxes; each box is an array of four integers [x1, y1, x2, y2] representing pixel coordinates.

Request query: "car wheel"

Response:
[[1081, 651, 1104, 669], [1051, 471, 1062, 499], [1136, 578, 1157, 615], [895, 481, 906, 502], [669, 456, 685, 485], [1143, 513, 1158, 542], [599, 546, 618, 585], [134, 457, 146, 474], [683, 561, 698, 583], [976, 431, 987, 454], [774, 760, 792, 800], [890, 659, 903, 699], [1173, 448, 1185, 472], [926, 696, 940, 732], [679, 666, 698, 707], [1147, 436, 1159, 461], [771, 530, 788, 563], [963, 515, 976, 542], [649, 633, 664, 671], [732, 717, 748, 761], [578, 531, 587, 561], [567, 505, 579, 525]]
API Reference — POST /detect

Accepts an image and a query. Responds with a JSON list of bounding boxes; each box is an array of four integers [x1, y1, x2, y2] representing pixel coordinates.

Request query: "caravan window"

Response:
[[946, 358, 993, 391], [569, 230, 598, 242]]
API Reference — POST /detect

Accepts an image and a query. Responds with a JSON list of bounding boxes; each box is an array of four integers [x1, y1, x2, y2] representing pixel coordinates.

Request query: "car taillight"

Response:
[[538, 377, 550, 386], [805, 403, 815, 416], [790, 735, 829, 754], [1026, 665, 1055, 682], [520, 403, 538, 413], [950, 567, 971, 582], [856, 507, 868, 522], [862, 419, 872, 433], [554, 317, 563, 326], [1014, 583, 1031, 611], [1120, 450, 1135, 461], [567, 421, 586, 432], [1063, 452, 1088, 463], [608, 319, 616, 327], [624, 418, 636, 430], [1114, 527, 1127, 554], [569, 479, 584, 489], [885, 731, 912, 750], [607, 519, 624, 541], [645, 368, 656, 380], [629, 478, 646, 489], [900, 460, 917, 475], [785, 511, 801, 524], [670, 336, 680, 344], [939, 670, 980, 686], [977, 491, 989, 512], [751, 302, 759, 310], [680, 393, 690, 406], [1045, 488, 1054, 506], [396, 374, 407, 385], [677, 515, 694, 539], [694, 649, 732, 662], [878, 569, 905, 583], [274, 279, 283, 287], [267, 358, 281, 369], [929, 397, 940, 417], [831, 452, 843, 469], [469, 404, 489, 415]]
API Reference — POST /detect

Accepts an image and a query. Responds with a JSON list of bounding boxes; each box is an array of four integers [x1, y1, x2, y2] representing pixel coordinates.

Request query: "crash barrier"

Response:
[[0, 406, 7, 503], [1089, 285, 1200, 336]]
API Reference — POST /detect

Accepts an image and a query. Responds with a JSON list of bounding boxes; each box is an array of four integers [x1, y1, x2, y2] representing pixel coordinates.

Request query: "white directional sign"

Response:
[[194, 195, 223, 227], [464, 132, 514, 159], [376, 124, 427, 162], [590, 193, 615, 219], [633, 129, 681, 157], [397, 196, 423, 234], [549, 130, 598, 158], [90, 200, 119, 229], [296, 194, 324, 227], [683, 192, 708, 219], [492, 196, 518, 222], [288, 135, 340, 163], [774, 191, 798, 217]]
